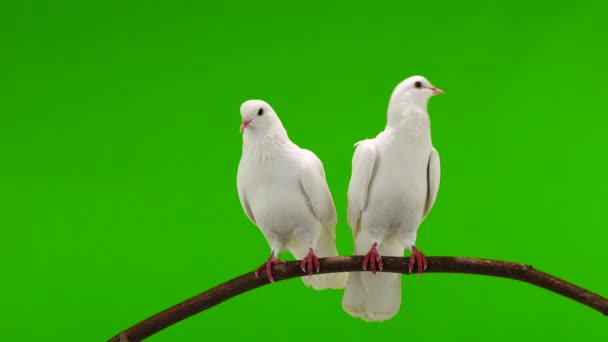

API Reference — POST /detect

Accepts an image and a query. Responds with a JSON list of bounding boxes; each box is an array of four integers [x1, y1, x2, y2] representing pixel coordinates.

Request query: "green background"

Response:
[[1, 1, 607, 341]]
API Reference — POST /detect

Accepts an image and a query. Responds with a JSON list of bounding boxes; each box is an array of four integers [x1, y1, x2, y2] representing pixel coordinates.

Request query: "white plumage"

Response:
[[237, 99, 346, 289], [342, 76, 443, 321]]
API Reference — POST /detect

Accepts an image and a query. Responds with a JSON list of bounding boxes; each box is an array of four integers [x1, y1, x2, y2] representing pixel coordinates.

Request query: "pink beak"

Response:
[[239, 119, 251, 133], [430, 86, 444, 95]]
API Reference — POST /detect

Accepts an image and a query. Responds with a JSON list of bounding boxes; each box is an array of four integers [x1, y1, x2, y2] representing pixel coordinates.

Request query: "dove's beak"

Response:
[[239, 119, 252, 133], [430, 86, 444, 95]]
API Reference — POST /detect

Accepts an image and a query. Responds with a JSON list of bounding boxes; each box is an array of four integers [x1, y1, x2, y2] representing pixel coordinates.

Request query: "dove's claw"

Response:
[[255, 252, 285, 283], [408, 246, 428, 277], [300, 248, 320, 277], [363, 242, 383, 274]]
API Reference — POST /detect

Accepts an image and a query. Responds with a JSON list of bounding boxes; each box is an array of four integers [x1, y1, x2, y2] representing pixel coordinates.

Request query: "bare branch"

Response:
[[108, 256, 608, 342]]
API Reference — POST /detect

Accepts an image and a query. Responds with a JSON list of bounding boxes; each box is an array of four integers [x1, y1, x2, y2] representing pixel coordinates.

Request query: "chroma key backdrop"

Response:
[[1, 1, 607, 341]]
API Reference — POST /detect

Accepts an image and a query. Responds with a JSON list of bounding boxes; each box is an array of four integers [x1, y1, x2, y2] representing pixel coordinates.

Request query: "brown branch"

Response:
[[108, 256, 608, 342]]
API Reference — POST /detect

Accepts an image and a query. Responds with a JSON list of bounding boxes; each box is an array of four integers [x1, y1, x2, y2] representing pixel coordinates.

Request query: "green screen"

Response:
[[1, 1, 607, 340]]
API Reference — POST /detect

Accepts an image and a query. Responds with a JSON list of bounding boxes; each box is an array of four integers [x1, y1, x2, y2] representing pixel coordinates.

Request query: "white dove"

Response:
[[237, 99, 346, 289], [342, 75, 443, 321]]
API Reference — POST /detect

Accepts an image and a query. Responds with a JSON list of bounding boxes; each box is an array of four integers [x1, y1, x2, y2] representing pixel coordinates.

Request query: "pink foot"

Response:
[[408, 246, 428, 276], [362, 242, 383, 274], [300, 248, 320, 276], [254, 251, 285, 283]]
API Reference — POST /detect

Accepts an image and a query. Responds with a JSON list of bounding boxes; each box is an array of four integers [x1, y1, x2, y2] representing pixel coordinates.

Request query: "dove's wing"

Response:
[[347, 139, 377, 239], [236, 164, 256, 225], [299, 150, 347, 290], [237, 189, 256, 224], [423, 147, 441, 220], [299, 150, 337, 228]]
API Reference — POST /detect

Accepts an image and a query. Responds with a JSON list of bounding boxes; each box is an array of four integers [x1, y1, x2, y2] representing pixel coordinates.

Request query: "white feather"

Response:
[[346, 139, 376, 239], [423, 147, 441, 221]]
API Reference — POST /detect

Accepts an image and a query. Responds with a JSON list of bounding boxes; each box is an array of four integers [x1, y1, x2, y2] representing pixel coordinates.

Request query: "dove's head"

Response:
[[388, 75, 443, 115], [393, 75, 443, 103], [239, 99, 286, 135]]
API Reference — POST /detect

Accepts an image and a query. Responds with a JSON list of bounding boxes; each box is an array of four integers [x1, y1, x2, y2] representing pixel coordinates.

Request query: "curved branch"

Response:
[[108, 256, 608, 341]]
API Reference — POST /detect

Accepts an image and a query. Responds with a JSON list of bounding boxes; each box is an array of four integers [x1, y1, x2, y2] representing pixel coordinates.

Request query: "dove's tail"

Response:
[[293, 225, 347, 290], [342, 272, 401, 321], [342, 238, 402, 321]]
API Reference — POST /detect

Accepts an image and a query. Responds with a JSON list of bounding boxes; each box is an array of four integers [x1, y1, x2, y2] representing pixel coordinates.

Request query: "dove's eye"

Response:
[[257, 108, 264, 116], [414, 81, 423, 89]]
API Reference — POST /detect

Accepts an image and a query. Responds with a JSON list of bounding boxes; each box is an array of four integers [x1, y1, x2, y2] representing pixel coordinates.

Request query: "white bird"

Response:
[[237, 99, 346, 289], [342, 75, 443, 321]]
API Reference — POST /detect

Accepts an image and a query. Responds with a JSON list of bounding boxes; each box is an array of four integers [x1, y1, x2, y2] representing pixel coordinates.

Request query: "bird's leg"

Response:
[[408, 245, 428, 276], [254, 251, 285, 283], [300, 247, 321, 277], [362, 242, 383, 274]]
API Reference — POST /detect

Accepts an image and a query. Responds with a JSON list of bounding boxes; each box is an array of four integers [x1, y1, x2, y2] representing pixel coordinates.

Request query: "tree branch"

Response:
[[108, 256, 608, 341]]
